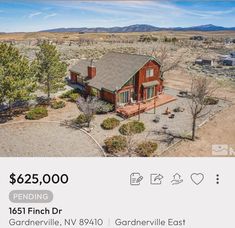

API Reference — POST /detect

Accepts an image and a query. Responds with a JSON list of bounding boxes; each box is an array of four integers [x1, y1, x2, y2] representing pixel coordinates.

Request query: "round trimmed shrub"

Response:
[[60, 89, 80, 102], [25, 106, 48, 120], [51, 100, 65, 109], [119, 121, 145, 135], [96, 101, 114, 114], [104, 135, 127, 154], [68, 93, 79, 102], [101, 117, 120, 130], [204, 97, 219, 105], [74, 114, 89, 126], [136, 141, 158, 157]]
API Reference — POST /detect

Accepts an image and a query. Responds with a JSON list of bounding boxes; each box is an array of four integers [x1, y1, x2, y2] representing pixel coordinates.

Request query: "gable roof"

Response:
[[70, 59, 90, 77], [70, 52, 161, 92]]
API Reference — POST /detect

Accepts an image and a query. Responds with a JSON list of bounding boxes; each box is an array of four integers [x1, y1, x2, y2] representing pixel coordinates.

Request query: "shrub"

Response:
[[136, 141, 158, 157], [60, 89, 80, 102], [68, 93, 80, 102], [119, 121, 145, 135], [74, 114, 90, 126], [101, 117, 120, 130], [204, 97, 219, 105], [104, 135, 127, 154], [25, 106, 48, 120], [60, 89, 75, 98], [96, 101, 114, 114], [90, 88, 99, 97], [51, 100, 65, 109]]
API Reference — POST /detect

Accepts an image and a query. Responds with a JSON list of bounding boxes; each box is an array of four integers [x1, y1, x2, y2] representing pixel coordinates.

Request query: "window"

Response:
[[146, 86, 155, 99], [146, 68, 154, 77], [119, 91, 129, 103]]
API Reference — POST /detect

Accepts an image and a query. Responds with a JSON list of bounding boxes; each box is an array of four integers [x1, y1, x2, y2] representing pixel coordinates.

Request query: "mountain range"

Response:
[[40, 24, 235, 33]]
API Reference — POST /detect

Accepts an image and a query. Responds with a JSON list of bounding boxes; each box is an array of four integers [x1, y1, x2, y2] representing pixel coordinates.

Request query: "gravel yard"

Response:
[[0, 122, 103, 157], [90, 87, 231, 155], [0, 87, 231, 157]]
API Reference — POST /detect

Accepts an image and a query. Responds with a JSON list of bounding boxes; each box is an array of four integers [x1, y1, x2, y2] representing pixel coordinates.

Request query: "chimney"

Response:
[[88, 59, 96, 79]]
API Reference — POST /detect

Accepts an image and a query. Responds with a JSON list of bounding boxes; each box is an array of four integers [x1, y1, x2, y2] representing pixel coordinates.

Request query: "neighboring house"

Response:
[[195, 58, 214, 66], [219, 52, 235, 66], [223, 58, 235, 66], [230, 52, 235, 58], [69, 52, 163, 108]]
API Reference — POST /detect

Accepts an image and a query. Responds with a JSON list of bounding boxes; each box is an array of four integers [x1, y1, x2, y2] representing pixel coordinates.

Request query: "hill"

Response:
[[40, 24, 235, 33]]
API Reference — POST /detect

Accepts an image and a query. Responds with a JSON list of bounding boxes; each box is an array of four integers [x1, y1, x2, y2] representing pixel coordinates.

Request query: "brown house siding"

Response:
[[135, 60, 161, 100], [101, 89, 116, 104], [70, 71, 78, 83]]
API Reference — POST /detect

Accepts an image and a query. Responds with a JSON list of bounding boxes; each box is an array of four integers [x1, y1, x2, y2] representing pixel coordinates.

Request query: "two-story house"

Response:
[[69, 52, 164, 110]]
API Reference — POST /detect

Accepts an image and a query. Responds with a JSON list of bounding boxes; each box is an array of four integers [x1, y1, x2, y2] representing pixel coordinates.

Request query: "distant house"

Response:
[[219, 52, 235, 66], [223, 58, 235, 66], [230, 52, 235, 58], [70, 52, 163, 108], [195, 58, 214, 66], [190, 36, 205, 41]]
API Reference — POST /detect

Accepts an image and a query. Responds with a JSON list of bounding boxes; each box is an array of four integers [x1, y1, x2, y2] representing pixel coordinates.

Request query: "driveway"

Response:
[[0, 122, 103, 157]]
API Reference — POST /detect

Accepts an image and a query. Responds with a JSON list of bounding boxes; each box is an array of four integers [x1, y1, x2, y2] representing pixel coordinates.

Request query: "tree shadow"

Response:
[[151, 129, 191, 146], [60, 119, 80, 130], [0, 107, 28, 124]]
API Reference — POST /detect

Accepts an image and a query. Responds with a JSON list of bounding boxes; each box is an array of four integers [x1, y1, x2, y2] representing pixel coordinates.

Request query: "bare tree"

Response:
[[126, 129, 136, 156], [151, 44, 184, 80], [189, 76, 217, 141], [77, 96, 100, 128]]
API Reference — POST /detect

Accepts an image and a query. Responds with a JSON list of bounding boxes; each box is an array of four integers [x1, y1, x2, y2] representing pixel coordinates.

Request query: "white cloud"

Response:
[[28, 12, 42, 18], [44, 13, 57, 19]]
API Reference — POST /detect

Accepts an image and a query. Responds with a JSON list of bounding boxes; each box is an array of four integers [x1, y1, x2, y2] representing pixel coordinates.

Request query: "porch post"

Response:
[[154, 96, 157, 114], [138, 101, 141, 121]]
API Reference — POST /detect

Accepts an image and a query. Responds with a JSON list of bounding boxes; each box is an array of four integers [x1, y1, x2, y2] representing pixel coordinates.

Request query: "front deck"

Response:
[[116, 94, 177, 118]]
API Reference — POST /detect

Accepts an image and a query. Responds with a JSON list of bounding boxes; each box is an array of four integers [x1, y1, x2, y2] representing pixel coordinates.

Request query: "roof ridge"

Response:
[[107, 51, 152, 58]]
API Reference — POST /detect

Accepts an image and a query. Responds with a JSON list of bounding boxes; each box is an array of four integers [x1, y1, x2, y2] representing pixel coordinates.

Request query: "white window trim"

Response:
[[146, 86, 155, 100], [146, 68, 154, 77]]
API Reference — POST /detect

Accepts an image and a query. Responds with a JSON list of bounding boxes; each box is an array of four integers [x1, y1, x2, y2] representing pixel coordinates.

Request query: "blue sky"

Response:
[[0, 0, 235, 32]]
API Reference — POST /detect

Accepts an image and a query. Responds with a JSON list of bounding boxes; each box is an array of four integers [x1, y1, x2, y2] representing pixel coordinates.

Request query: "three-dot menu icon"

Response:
[[216, 174, 220, 184]]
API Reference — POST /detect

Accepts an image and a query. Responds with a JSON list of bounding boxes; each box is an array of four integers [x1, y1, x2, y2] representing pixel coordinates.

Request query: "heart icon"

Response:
[[191, 173, 204, 185]]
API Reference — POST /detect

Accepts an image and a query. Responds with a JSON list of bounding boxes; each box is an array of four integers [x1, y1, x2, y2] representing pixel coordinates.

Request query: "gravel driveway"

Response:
[[0, 122, 103, 157]]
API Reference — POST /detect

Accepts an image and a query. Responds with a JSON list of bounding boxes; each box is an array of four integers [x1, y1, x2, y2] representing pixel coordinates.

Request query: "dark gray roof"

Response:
[[70, 59, 90, 77], [70, 52, 160, 92]]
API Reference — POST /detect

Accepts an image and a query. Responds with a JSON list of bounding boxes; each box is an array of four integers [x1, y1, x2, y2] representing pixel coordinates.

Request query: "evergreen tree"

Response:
[[35, 41, 67, 99], [0, 43, 36, 114]]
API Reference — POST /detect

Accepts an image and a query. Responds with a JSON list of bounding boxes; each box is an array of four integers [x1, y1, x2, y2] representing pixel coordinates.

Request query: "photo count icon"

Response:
[[130, 173, 143, 186]]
